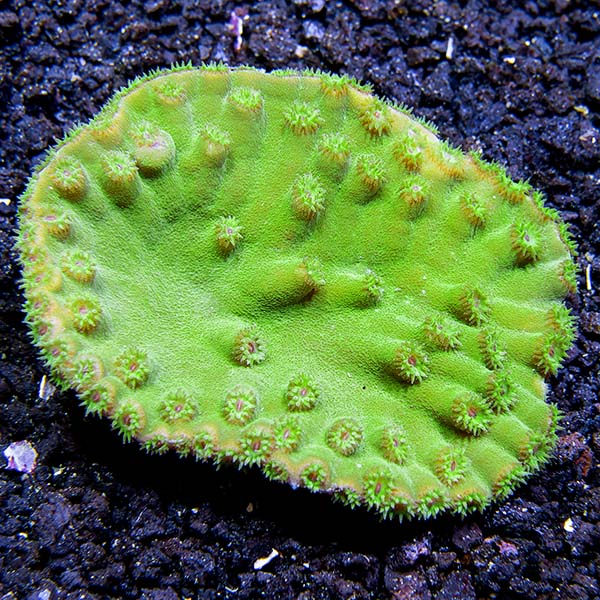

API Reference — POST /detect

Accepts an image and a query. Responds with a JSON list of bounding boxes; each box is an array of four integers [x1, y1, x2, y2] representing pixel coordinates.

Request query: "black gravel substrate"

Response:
[[1, 1, 599, 599]]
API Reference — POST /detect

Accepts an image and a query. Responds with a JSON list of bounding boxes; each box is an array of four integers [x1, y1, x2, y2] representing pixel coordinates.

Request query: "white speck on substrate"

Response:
[[4, 440, 38, 474], [253, 548, 280, 570], [563, 517, 575, 532]]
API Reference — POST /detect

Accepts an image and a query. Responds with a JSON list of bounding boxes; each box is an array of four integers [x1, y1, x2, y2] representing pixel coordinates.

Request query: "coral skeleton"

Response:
[[17, 65, 577, 519]]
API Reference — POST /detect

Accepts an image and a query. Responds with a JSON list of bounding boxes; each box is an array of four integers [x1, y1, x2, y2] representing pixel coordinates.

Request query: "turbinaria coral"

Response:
[[17, 65, 577, 520]]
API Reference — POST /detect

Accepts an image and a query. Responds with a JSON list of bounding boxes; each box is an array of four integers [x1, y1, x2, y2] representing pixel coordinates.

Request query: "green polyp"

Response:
[[273, 415, 302, 452], [238, 424, 275, 466], [18, 66, 577, 520], [326, 417, 364, 456], [286, 374, 320, 412], [380, 424, 409, 465], [392, 342, 430, 384], [69, 296, 102, 334], [359, 100, 392, 137], [80, 378, 117, 416], [292, 173, 326, 221], [131, 122, 176, 176], [114, 348, 150, 389], [61, 249, 96, 284], [43, 210, 72, 239], [422, 316, 462, 351], [160, 390, 196, 423], [319, 133, 350, 164], [50, 156, 88, 201], [284, 100, 324, 135], [197, 123, 231, 166], [301, 461, 328, 491], [100, 150, 141, 206], [113, 400, 145, 442], [223, 384, 258, 426], [354, 153, 386, 194], [215, 215, 243, 255]]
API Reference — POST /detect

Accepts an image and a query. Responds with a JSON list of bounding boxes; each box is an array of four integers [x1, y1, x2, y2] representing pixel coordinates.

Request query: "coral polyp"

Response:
[[17, 65, 577, 520]]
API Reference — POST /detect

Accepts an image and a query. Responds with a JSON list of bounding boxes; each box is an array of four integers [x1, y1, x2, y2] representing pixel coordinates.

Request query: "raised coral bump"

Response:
[[40, 335, 76, 369], [263, 460, 290, 482], [498, 174, 532, 205], [50, 156, 88, 201], [393, 136, 423, 171], [451, 392, 493, 436], [199, 123, 231, 166], [492, 463, 526, 500], [69, 296, 102, 334], [533, 333, 568, 377], [300, 461, 328, 491], [361, 269, 384, 305], [431, 141, 465, 178], [62, 250, 96, 284], [43, 211, 72, 239], [453, 489, 488, 516], [70, 354, 104, 390], [547, 304, 576, 342], [191, 430, 217, 461], [215, 215, 243, 255], [519, 429, 555, 470], [154, 79, 186, 104], [479, 328, 507, 370], [460, 192, 487, 228], [131, 121, 176, 176], [326, 418, 364, 456], [392, 341, 430, 384], [284, 101, 323, 135], [100, 151, 141, 206], [300, 257, 326, 293], [356, 153, 386, 193], [227, 87, 264, 113], [416, 488, 449, 519], [320, 73, 349, 98], [362, 469, 395, 517], [223, 384, 258, 426], [286, 374, 320, 412], [273, 416, 302, 452], [114, 348, 150, 389], [435, 446, 468, 486], [423, 316, 461, 350], [511, 221, 542, 266], [559, 259, 578, 293], [398, 174, 429, 210], [79, 379, 116, 416], [333, 487, 362, 509], [233, 325, 266, 367], [358, 100, 391, 137], [458, 287, 490, 326], [381, 425, 409, 465], [238, 425, 275, 466], [112, 400, 145, 442], [160, 390, 196, 423], [485, 369, 515, 413], [319, 133, 350, 164], [292, 173, 326, 221]]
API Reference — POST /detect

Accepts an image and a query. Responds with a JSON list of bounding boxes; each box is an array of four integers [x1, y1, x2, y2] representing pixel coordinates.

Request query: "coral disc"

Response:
[[17, 65, 577, 519]]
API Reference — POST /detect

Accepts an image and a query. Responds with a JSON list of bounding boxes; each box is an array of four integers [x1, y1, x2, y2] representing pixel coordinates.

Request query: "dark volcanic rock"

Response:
[[0, 1, 598, 599]]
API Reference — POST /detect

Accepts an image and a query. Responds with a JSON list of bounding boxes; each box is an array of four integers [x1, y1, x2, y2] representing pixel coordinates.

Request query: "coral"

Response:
[[17, 65, 577, 520]]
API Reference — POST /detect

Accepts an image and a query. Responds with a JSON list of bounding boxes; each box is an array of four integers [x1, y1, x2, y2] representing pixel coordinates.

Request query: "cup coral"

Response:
[[17, 64, 577, 519]]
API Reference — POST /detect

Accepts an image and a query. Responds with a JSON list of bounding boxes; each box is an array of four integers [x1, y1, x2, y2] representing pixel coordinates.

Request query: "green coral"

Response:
[[17, 65, 577, 520]]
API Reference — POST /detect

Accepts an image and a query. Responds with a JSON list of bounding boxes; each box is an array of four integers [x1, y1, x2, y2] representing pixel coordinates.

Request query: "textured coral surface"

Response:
[[17, 66, 576, 520], [2, 2, 599, 599]]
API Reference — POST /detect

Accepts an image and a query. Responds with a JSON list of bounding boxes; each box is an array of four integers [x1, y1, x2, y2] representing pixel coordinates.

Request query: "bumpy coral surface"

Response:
[[17, 65, 577, 519]]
